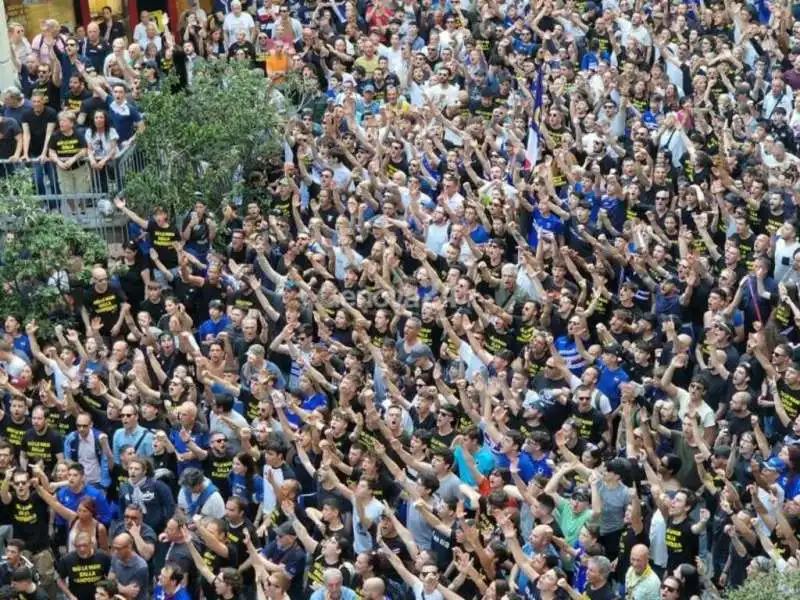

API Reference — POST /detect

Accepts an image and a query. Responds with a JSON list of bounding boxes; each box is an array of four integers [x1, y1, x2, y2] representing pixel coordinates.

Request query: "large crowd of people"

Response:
[[3, 1, 800, 600]]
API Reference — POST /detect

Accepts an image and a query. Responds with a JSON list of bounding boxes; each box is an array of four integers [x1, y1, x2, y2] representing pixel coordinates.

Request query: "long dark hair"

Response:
[[236, 451, 257, 502], [89, 109, 109, 136], [675, 564, 701, 598]]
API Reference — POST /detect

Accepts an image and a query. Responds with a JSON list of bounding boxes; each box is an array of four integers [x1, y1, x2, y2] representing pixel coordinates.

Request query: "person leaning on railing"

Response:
[[47, 110, 89, 202]]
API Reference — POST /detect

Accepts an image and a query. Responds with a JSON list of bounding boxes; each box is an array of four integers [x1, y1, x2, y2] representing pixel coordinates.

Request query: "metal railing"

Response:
[[0, 144, 146, 246]]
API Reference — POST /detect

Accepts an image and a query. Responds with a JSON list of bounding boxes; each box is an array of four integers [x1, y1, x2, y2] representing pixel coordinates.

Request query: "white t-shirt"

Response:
[[775, 237, 800, 281], [223, 12, 255, 47], [412, 582, 444, 600], [352, 497, 383, 553], [674, 388, 716, 429]]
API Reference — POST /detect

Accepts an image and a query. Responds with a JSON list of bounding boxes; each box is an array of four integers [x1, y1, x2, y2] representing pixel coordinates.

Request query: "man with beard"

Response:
[[20, 405, 63, 474], [119, 457, 175, 534], [56, 532, 111, 600], [0, 468, 54, 598], [223, 497, 257, 599]]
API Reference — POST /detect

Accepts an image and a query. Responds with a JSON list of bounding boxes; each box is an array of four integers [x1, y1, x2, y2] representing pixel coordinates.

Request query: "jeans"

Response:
[[32, 161, 59, 196]]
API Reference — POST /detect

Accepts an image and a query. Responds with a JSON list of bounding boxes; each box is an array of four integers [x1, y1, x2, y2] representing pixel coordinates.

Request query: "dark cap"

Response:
[[603, 344, 626, 359], [573, 487, 591, 503]]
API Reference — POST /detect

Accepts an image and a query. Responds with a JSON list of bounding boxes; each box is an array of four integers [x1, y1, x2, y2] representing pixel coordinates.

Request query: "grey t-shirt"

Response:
[[209, 410, 249, 454], [436, 473, 462, 505], [597, 480, 630, 535], [110, 553, 149, 600], [406, 501, 434, 551]]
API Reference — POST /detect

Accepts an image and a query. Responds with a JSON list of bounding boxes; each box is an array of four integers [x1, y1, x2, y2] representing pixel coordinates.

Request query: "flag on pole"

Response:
[[525, 67, 544, 168], [756, 0, 771, 24]]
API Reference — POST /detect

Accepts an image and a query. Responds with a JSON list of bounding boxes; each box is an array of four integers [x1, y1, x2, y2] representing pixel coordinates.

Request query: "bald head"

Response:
[[630, 544, 650, 574], [112, 533, 133, 557], [362, 577, 385, 599]]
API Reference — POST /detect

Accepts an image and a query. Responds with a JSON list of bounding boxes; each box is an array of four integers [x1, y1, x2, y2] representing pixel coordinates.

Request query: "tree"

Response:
[[0, 173, 108, 335], [123, 61, 308, 219], [726, 568, 800, 600]]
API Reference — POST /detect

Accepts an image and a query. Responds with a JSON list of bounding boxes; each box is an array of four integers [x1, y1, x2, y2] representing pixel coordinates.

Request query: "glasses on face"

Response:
[[421, 569, 439, 577]]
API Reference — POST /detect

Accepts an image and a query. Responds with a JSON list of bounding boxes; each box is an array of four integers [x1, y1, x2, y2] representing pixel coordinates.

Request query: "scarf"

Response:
[[129, 478, 148, 514]]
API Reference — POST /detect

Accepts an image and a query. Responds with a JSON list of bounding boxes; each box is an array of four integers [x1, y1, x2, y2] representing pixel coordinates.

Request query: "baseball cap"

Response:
[[762, 456, 785, 472], [363, 84, 375, 93], [573, 487, 591, 503]]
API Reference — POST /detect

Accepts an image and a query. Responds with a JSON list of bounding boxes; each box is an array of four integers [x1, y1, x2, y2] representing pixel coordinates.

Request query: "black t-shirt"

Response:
[[84, 284, 127, 334], [0, 118, 21, 160], [203, 452, 234, 498], [56, 551, 111, 600], [21, 107, 58, 157], [8, 587, 48, 600], [3, 493, 50, 552], [147, 218, 180, 269], [83, 41, 111, 73], [78, 96, 106, 125], [44, 406, 75, 440], [31, 80, 61, 111], [21, 427, 63, 473], [63, 89, 92, 114], [198, 541, 238, 600], [665, 516, 699, 571], [1, 415, 31, 457], [48, 129, 86, 167], [586, 582, 617, 600], [569, 406, 606, 445], [226, 520, 257, 586]]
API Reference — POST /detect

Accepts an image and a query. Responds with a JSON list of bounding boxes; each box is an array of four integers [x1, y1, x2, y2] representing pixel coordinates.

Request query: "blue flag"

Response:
[[757, 0, 771, 24]]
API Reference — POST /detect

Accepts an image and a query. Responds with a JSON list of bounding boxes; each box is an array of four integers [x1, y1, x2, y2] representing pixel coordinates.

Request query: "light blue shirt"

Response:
[[453, 445, 495, 486], [112, 424, 154, 462], [310, 586, 357, 600]]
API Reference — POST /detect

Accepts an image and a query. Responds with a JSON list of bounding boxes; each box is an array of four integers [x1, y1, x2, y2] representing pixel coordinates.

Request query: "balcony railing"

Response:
[[0, 144, 145, 246]]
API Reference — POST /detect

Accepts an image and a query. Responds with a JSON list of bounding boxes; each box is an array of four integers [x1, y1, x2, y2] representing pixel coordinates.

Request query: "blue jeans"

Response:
[[32, 161, 59, 198]]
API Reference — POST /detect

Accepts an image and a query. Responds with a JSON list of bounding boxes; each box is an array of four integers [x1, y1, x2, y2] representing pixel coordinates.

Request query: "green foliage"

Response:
[[123, 61, 307, 218], [0, 172, 107, 335], [726, 569, 800, 600]]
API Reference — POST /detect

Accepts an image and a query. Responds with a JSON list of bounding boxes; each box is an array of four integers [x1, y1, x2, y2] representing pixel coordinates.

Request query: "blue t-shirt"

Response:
[[596, 360, 630, 411], [154, 585, 192, 600], [555, 336, 586, 375], [529, 209, 565, 249], [454, 445, 495, 486], [284, 392, 327, 428], [104, 95, 142, 143], [229, 473, 265, 506]]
